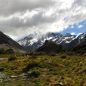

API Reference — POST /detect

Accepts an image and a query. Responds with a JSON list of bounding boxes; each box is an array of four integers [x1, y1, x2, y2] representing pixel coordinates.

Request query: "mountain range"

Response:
[[18, 32, 86, 52], [18, 33, 74, 51]]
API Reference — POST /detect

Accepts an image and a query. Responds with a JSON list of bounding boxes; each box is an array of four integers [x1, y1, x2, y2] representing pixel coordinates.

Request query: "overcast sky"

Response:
[[0, 0, 86, 40]]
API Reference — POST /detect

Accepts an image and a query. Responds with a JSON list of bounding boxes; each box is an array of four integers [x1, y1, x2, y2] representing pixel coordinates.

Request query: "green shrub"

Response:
[[29, 70, 40, 78], [23, 63, 39, 72], [8, 55, 16, 61]]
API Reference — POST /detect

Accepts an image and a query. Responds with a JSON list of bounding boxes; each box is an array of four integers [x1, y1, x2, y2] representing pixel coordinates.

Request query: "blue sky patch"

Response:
[[62, 20, 86, 34]]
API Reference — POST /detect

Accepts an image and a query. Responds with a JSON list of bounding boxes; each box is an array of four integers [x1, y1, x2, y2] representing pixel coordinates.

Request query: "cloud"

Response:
[[78, 25, 83, 28], [0, 0, 54, 16], [0, 0, 86, 39]]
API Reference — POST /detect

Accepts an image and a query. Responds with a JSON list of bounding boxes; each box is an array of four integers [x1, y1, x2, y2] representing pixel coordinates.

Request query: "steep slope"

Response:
[[0, 31, 26, 53]]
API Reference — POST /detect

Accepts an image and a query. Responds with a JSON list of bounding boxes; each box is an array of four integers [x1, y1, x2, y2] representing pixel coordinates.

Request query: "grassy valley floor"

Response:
[[0, 53, 86, 86]]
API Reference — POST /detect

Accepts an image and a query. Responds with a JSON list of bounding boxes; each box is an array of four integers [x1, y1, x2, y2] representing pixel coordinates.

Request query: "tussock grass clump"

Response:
[[60, 55, 67, 59], [48, 53, 57, 56], [30, 54, 37, 59]]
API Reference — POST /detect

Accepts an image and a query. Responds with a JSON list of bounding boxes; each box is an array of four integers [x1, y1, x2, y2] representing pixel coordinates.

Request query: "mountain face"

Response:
[[0, 31, 26, 53]]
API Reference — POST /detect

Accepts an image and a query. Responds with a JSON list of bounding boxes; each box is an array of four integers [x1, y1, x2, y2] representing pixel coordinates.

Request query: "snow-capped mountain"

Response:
[[67, 33, 86, 49], [18, 32, 77, 51]]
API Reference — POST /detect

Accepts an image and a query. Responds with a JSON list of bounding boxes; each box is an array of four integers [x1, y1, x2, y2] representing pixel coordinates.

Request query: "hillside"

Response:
[[0, 31, 26, 53], [36, 40, 63, 53]]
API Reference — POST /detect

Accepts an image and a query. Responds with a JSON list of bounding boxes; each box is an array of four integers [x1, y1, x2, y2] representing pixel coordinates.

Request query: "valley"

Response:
[[0, 32, 86, 86]]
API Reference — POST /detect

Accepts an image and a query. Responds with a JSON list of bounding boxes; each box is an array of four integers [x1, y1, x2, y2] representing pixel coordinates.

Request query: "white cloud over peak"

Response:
[[0, 0, 86, 39]]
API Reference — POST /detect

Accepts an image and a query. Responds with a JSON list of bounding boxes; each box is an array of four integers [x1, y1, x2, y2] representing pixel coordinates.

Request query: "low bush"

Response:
[[60, 55, 67, 59], [23, 63, 39, 72], [8, 55, 16, 61], [28, 70, 40, 78]]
